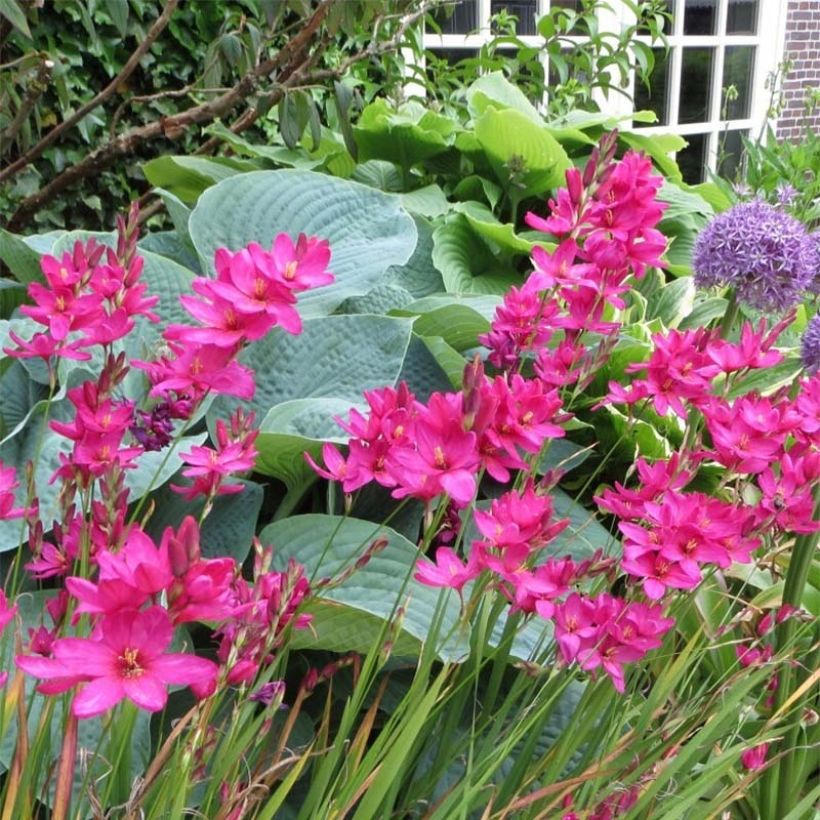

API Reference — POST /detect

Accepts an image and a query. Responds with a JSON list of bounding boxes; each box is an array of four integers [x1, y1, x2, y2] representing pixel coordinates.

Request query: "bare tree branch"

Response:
[[5, 0, 335, 231], [0, 0, 179, 186]]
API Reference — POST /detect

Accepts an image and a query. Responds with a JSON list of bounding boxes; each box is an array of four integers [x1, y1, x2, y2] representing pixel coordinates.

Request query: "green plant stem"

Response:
[[719, 287, 739, 339], [768, 487, 820, 817]]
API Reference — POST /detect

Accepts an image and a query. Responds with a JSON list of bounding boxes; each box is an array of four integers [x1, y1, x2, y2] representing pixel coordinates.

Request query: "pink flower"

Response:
[[134, 342, 255, 402], [0, 591, 16, 687], [3, 329, 91, 362], [387, 392, 479, 506], [414, 547, 480, 591], [0, 461, 26, 520], [270, 232, 334, 291], [740, 743, 768, 771], [16, 607, 217, 718], [172, 410, 258, 499]]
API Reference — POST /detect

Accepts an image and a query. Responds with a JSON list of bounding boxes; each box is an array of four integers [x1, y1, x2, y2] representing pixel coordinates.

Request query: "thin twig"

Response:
[[0, 0, 179, 186]]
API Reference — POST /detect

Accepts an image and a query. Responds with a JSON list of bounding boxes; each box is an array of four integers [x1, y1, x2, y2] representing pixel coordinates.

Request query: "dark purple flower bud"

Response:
[[249, 680, 286, 708]]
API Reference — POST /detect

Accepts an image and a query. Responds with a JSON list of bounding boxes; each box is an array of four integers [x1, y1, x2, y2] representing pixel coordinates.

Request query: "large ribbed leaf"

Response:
[[188, 170, 417, 316]]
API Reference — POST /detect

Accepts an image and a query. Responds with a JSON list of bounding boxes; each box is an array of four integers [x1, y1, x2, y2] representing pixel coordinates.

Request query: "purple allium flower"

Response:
[[808, 232, 820, 294], [693, 200, 815, 312], [801, 314, 820, 374]]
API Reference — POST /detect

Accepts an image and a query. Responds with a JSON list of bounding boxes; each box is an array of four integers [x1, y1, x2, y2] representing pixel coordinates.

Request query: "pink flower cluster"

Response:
[[3, 209, 159, 366], [481, 144, 667, 369], [135, 234, 332, 405], [8, 212, 332, 719], [308, 371, 569, 508]]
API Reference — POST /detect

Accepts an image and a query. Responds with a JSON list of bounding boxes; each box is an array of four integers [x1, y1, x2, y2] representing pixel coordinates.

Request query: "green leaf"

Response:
[[397, 333, 456, 398], [474, 107, 571, 198], [679, 296, 728, 330], [260, 514, 467, 660], [142, 156, 256, 203], [432, 216, 520, 295], [619, 131, 686, 182], [646, 277, 696, 328], [353, 99, 457, 168], [727, 356, 804, 399], [144, 479, 263, 563], [453, 201, 542, 255], [0, 0, 31, 39], [466, 71, 543, 123], [255, 397, 354, 488], [382, 217, 444, 298], [535, 438, 591, 475], [419, 336, 465, 388], [188, 170, 417, 317], [392, 294, 497, 351], [104, 0, 129, 36], [657, 180, 714, 220], [0, 228, 44, 284], [401, 184, 449, 218]]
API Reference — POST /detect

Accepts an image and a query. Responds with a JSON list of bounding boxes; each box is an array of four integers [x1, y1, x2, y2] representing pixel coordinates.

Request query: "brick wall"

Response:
[[777, 0, 820, 141]]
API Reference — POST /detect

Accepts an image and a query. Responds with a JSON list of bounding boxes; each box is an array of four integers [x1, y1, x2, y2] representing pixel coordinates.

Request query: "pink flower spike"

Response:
[[0, 461, 27, 520], [414, 547, 480, 592]]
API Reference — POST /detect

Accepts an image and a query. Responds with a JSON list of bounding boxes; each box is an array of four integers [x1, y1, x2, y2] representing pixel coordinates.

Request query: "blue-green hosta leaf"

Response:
[[401, 185, 449, 218], [144, 479, 263, 563], [260, 514, 468, 661], [188, 170, 417, 316], [474, 107, 571, 198], [382, 216, 444, 298], [398, 334, 455, 399], [211, 315, 414, 486], [254, 397, 357, 488], [433, 216, 521, 295], [549, 488, 619, 558]]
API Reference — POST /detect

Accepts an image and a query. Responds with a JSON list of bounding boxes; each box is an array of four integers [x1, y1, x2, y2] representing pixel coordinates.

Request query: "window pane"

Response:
[[684, 0, 717, 35], [491, 1, 537, 35], [726, 0, 758, 34], [718, 129, 748, 180], [429, 0, 478, 34], [677, 132, 709, 183], [633, 48, 671, 125], [722, 46, 755, 119], [679, 47, 715, 124]]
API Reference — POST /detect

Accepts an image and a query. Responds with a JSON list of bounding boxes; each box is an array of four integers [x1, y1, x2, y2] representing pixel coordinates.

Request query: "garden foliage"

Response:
[[0, 11, 817, 820]]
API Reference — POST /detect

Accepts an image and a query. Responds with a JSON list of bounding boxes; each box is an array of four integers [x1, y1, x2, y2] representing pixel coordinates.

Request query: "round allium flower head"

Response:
[[693, 200, 815, 312], [808, 232, 820, 294], [801, 314, 820, 373]]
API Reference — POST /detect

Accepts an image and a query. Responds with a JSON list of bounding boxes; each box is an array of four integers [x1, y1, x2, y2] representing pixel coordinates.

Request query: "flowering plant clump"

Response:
[[0, 131, 816, 819]]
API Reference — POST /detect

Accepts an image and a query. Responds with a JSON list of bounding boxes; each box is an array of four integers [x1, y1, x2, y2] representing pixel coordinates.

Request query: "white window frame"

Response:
[[417, 0, 790, 180]]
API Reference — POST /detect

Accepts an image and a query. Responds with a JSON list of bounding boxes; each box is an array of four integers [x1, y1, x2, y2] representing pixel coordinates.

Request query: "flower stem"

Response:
[[771, 486, 820, 815], [719, 287, 740, 339]]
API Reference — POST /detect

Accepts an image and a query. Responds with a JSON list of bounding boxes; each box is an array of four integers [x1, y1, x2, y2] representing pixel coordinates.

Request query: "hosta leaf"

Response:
[[474, 107, 571, 198], [189, 170, 417, 316], [260, 514, 468, 661], [142, 156, 256, 203], [144, 479, 263, 563], [466, 71, 543, 123], [646, 277, 696, 328], [433, 216, 520, 295], [392, 295, 496, 351]]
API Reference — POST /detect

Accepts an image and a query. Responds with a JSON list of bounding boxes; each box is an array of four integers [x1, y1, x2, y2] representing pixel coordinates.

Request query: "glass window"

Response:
[[429, 0, 478, 35], [634, 48, 671, 125], [491, 1, 538, 35], [726, 0, 758, 34], [684, 0, 717, 35], [679, 48, 715, 124], [722, 45, 755, 119], [677, 132, 709, 183], [717, 128, 748, 179]]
